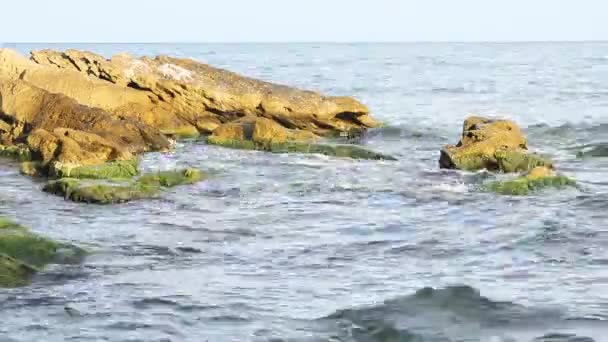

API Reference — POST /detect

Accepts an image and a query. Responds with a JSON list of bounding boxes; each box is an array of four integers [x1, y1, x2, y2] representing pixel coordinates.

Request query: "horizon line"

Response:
[[2, 40, 608, 45]]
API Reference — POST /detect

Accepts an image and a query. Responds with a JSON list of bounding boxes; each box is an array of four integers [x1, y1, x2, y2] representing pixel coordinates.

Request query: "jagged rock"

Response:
[[440, 116, 553, 172], [27, 49, 379, 136], [0, 78, 171, 174], [0, 217, 85, 287]]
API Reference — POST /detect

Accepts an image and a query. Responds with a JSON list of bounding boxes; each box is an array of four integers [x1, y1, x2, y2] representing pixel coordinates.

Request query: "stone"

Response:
[[440, 116, 552, 172]]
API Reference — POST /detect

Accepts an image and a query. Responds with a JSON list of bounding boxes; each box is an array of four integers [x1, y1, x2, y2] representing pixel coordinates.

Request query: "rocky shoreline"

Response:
[[0, 48, 577, 288]]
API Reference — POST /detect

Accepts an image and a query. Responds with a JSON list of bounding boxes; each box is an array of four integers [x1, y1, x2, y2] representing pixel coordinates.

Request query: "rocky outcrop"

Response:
[[208, 117, 396, 160], [0, 78, 171, 174], [439, 116, 552, 172], [28, 49, 379, 136], [0, 217, 85, 287]]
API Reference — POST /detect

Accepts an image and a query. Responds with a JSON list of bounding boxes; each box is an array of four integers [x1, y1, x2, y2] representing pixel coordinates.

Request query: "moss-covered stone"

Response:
[[160, 126, 201, 140], [138, 168, 205, 187], [43, 168, 206, 204], [0, 217, 85, 287], [208, 138, 397, 161], [43, 178, 160, 204], [495, 150, 553, 173], [484, 175, 576, 196], [51, 159, 140, 179], [0, 144, 32, 162]]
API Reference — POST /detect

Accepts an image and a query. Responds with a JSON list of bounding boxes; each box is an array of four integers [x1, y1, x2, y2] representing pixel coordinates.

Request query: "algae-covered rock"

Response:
[[209, 137, 396, 160], [44, 168, 206, 204], [138, 168, 204, 187], [43, 178, 160, 204], [440, 116, 551, 172], [208, 117, 395, 160], [0, 217, 85, 287], [494, 150, 553, 173], [0, 144, 32, 162], [51, 159, 140, 179], [484, 167, 576, 196]]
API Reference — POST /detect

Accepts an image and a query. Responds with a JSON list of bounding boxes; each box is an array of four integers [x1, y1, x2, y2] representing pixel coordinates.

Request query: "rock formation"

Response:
[[439, 116, 552, 172]]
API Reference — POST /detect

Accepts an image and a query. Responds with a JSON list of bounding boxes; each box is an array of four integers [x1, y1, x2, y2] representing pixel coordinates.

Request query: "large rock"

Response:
[[439, 116, 552, 172], [28, 49, 379, 136], [0, 78, 171, 173]]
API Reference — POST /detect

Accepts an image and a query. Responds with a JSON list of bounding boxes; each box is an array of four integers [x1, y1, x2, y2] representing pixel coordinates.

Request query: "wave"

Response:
[[573, 143, 608, 158], [526, 123, 608, 138], [310, 286, 598, 342]]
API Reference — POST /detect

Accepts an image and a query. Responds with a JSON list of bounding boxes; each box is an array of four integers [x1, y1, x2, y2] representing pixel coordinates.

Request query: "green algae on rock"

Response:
[[138, 168, 205, 187], [207, 117, 395, 160], [0, 217, 86, 287], [43, 178, 160, 204], [207, 138, 397, 161], [44, 168, 206, 204], [0, 144, 32, 162], [484, 166, 576, 196], [494, 150, 553, 173], [51, 159, 140, 179]]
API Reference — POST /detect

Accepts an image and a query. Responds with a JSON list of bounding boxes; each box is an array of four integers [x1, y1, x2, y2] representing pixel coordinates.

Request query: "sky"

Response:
[[0, 0, 606, 42]]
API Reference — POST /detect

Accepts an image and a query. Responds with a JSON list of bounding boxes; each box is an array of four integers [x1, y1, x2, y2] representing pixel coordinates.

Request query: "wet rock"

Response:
[[43, 178, 161, 204], [0, 144, 32, 161], [52, 159, 140, 180], [0, 217, 85, 287], [208, 117, 395, 160], [44, 168, 205, 204], [440, 116, 552, 172], [484, 167, 576, 196]]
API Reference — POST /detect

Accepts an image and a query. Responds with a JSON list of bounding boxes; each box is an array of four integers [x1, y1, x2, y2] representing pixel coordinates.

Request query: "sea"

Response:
[[0, 42, 607, 341]]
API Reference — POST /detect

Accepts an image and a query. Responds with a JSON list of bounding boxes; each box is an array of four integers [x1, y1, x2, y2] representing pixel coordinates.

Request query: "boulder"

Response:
[[440, 116, 552, 172], [0, 217, 85, 287], [0, 78, 171, 174]]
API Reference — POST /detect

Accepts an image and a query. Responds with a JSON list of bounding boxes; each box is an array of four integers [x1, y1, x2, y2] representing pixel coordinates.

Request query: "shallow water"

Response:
[[1, 43, 608, 341]]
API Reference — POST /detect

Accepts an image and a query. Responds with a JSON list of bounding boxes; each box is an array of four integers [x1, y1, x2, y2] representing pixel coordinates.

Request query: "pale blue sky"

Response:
[[1, 0, 606, 42]]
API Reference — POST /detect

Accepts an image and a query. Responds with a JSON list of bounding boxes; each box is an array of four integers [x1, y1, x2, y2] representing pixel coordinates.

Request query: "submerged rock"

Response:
[[440, 116, 552, 172], [44, 168, 205, 204], [208, 117, 396, 160], [0, 217, 85, 287], [484, 167, 576, 196]]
